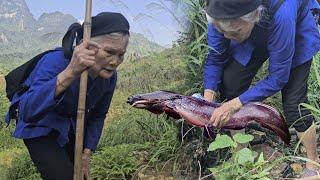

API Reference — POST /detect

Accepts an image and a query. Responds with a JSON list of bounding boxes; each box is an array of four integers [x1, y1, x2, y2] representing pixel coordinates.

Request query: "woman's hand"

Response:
[[203, 89, 217, 102], [66, 40, 101, 78], [209, 97, 243, 128], [82, 148, 92, 180]]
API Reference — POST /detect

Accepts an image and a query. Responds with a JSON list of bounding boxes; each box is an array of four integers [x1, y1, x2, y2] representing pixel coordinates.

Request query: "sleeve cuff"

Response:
[[239, 93, 250, 105], [53, 77, 66, 105]]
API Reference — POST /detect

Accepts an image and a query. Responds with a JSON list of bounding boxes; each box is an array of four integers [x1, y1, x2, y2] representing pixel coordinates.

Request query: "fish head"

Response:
[[127, 91, 179, 114]]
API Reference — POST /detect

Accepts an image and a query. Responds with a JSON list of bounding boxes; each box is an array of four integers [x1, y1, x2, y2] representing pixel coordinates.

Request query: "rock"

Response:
[[290, 163, 303, 174]]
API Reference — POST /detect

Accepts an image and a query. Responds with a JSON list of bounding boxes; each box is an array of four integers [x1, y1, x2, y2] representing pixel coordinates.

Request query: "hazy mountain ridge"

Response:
[[0, 0, 35, 31], [36, 12, 78, 35]]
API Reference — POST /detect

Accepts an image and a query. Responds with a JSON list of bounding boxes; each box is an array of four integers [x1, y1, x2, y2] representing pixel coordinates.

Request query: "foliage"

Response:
[[4, 150, 41, 180], [0, 89, 24, 150], [208, 134, 237, 151], [0, 89, 9, 128], [180, 0, 208, 94], [91, 143, 149, 180], [0, 147, 24, 179], [301, 54, 320, 119], [92, 128, 180, 179], [0, 124, 24, 150], [208, 133, 274, 180]]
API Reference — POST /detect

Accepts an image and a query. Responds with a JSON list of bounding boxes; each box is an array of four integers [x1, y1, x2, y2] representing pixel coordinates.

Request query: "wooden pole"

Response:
[[74, 0, 92, 179]]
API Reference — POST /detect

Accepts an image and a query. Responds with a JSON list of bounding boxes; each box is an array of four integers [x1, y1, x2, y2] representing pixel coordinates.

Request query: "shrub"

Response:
[[5, 150, 41, 180], [91, 143, 150, 180], [207, 133, 281, 180]]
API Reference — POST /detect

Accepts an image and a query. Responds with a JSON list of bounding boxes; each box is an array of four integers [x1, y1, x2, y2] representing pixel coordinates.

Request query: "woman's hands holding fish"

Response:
[[209, 97, 243, 128]]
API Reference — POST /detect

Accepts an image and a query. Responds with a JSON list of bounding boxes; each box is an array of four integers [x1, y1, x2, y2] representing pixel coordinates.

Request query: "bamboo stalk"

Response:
[[74, 0, 92, 179]]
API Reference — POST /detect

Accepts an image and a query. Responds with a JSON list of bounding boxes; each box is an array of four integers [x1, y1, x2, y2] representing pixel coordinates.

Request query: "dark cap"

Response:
[[206, 0, 262, 19], [79, 12, 130, 38], [62, 12, 130, 59]]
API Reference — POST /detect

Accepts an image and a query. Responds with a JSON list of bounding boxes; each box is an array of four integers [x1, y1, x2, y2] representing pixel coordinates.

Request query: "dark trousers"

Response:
[[23, 131, 75, 180], [220, 54, 314, 132]]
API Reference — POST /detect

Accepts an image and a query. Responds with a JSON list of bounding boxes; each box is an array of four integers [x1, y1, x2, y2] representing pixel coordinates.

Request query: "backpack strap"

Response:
[[5, 49, 57, 101]]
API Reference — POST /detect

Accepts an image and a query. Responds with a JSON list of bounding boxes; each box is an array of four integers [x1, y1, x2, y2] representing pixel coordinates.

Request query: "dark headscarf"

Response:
[[206, 0, 262, 19], [62, 12, 130, 59]]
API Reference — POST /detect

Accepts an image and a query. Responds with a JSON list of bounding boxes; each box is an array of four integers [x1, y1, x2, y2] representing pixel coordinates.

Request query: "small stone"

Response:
[[290, 163, 303, 174]]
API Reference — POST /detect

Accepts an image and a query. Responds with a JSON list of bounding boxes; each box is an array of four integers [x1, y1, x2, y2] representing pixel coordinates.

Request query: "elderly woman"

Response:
[[5, 12, 129, 179], [203, 0, 320, 177]]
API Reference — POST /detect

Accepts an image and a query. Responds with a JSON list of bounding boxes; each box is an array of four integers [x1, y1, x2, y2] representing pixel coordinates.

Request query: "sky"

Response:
[[25, 0, 187, 47]]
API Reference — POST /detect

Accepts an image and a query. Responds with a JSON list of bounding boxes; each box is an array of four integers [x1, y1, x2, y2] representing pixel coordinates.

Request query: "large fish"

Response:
[[127, 91, 290, 145]]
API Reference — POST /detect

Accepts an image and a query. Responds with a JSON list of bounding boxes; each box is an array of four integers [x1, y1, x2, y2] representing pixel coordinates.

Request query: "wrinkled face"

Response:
[[90, 33, 129, 79], [214, 18, 254, 42]]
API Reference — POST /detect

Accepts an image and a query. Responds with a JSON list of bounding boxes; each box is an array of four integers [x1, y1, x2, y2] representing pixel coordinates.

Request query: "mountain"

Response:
[[0, 0, 35, 31], [128, 33, 164, 57], [36, 12, 78, 35]]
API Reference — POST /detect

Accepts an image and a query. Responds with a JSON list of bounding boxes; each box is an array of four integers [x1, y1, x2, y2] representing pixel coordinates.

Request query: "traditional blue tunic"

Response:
[[6, 48, 116, 151], [204, 0, 320, 104]]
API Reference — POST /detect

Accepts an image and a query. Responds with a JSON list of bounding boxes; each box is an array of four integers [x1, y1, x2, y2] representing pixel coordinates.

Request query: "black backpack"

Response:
[[4, 49, 56, 101]]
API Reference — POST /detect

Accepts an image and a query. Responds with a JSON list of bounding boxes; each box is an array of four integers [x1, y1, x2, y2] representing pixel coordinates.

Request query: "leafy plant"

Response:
[[5, 150, 41, 180], [91, 143, 150, 180], [180, 0, 208, 94], [208, 133, 273, 180], [301, 55, 320, 119]]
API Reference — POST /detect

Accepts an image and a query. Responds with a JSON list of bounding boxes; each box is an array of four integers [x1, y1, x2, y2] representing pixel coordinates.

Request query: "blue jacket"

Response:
[[204, 0, 320, 104], [5, 49, 116, 151]]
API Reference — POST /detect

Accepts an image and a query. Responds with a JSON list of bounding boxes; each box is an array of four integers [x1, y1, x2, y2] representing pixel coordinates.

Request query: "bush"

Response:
[[0, 124, 24, 150], [91, 143, 150, 180], [0, 90, 9, 129], [302, 54, 320, 119], [180, 0, 208, 94], [208, 133, 279, 179], [93, 126, 180, 179], [5, 150, 41, 180]]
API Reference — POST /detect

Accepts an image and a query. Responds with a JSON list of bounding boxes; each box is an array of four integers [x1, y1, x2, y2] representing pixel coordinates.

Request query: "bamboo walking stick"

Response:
[[74, 0, 92, 179]]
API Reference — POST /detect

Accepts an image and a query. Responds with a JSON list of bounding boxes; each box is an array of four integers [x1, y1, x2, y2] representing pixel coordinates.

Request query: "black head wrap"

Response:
[[62, 12, 130, 59], [206, 0, 262, 19]]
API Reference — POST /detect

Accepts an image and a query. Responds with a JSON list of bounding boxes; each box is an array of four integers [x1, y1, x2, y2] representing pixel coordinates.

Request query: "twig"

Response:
[[181, 125, 195, 141], [199, 173, 214, 180], [198, 160, 201, 180]]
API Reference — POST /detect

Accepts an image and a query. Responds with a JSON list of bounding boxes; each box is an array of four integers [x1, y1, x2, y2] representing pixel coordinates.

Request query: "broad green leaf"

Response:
[[257, 152, 265, 164], [233, 133, 254, 144], [208, 168, 215, 173], [301, 103, 320, 114], [235, 148, 255, 165], [208, 134, 237, 151], [252, 151, 259, 159]]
